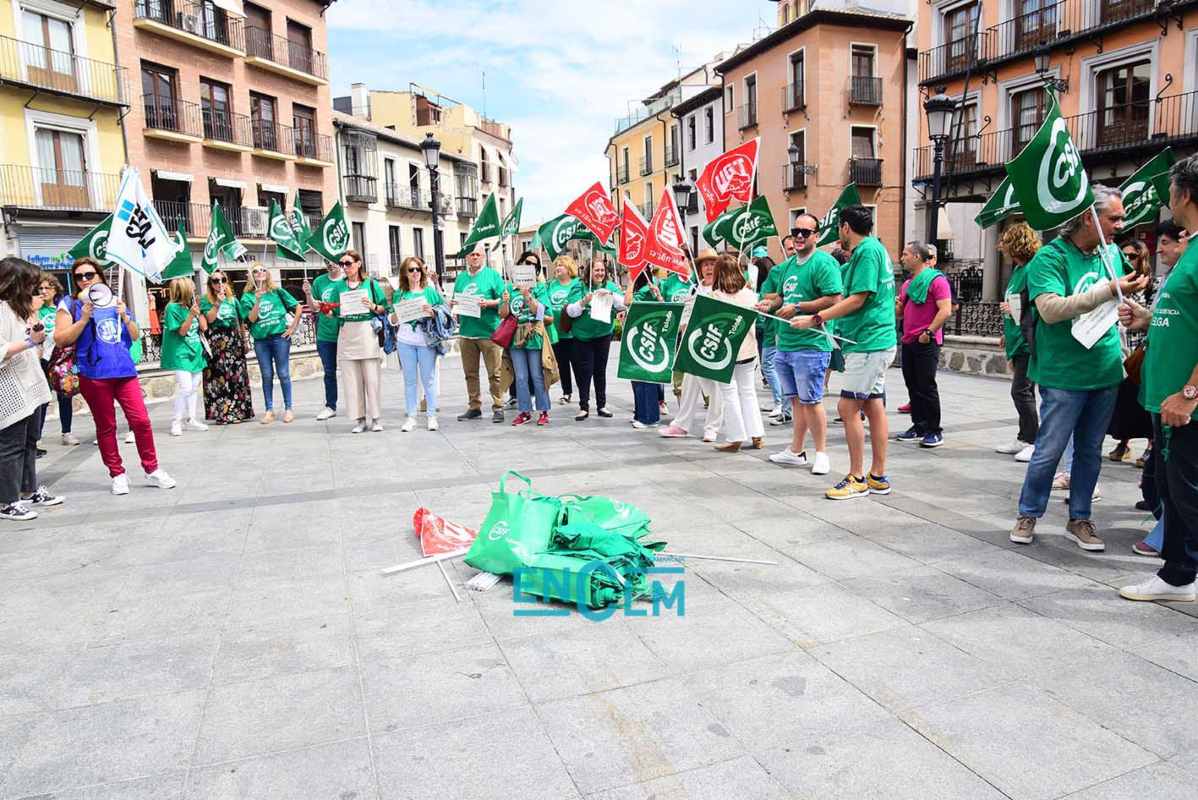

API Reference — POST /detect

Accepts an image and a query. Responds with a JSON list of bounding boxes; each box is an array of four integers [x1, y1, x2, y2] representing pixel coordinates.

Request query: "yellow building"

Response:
[[0, 0, 127, 276]]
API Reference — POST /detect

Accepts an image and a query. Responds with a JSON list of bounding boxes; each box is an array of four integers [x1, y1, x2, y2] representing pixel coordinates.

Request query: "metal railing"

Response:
[[153, 201, 269, 239], [143, 94, 203, 138], [244, 26, 327, 80], [639, 155, 653, 176], [613, 86, 682, 135], [784, 163, 809, 191], [343, 174, 376, 203], [0, 164, 119, 211], [294, 129, 333, 162], [664, 143, 678, 168], [849, 76, 882, 106], [386, 184, 432, 212], [686, 193, 699, 215], [849, 157, 883, 186], [0, 33, 127, 105], [918, 32, 989, 84], [456, 196, 478, 219], [617, 163, 630, 184], [202, 108, 253, 147], [737, 102, 758, 130], [250, 120, 297, 155], [133, 0, 245, 52], [782, 81, 805, 111]]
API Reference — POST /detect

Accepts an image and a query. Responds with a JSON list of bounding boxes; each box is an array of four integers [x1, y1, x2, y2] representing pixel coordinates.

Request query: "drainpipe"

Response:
[[107, 9, 130, 165], [900, 25, 912, 251]]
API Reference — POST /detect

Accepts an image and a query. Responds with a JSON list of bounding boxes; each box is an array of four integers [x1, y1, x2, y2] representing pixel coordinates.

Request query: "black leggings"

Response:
[[572, 335, 612, 411], [553, 338, 575, 396]]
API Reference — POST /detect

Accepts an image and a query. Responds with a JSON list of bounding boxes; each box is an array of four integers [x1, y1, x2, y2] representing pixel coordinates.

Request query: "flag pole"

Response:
[[1089, 205, 1124, 304]]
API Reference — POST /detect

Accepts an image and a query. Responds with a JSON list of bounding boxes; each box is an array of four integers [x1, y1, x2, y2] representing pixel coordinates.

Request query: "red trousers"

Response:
[[78, 376, 158, 478]]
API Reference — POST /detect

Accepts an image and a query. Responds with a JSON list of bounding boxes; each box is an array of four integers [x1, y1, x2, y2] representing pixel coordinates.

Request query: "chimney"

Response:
[[351, 83, 369, 116]]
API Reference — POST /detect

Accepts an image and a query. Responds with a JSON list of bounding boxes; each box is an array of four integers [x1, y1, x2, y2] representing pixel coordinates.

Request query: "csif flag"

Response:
[[462, 193, 501, 248], [537, 214, 580, 261], [201, 201, 246, 274], [500, 197, 523, 239], [288, 191, 312, 246], [269, 199, 306, 262], [617, 201, 652, 283], [695, 138, 759, 222], [727, 195, 778, 250], [673, 293, 757, 383], [975, 177, 1022, 229], [308, 201, 351, 263], [701, 207, 737, 248], [643, 186, 690, 279], [565, 182, 621, 244], [66, 214, 114, 265], [105, 167, 183, 282], [1004, 90, 1092, 231], [815, 184, 861, 247], [160, 224, 196, 280], [617, 301, 683, 383], [1119, 148, 1175, 229]]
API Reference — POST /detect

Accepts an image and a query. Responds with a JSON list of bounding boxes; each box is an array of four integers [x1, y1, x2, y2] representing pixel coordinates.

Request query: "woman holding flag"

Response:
[[200, 269, 254, 424], [660, 249, 723, 441], [711, 255, 764, 452], [240, 263, 302, 424], [547, 255, 579, 405], [565, 253, 624, 421]]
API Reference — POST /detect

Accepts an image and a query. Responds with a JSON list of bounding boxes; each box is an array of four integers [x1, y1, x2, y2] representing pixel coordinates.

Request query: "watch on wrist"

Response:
[[812, 312, 825, 327], [1183, 384, 1198, 401]]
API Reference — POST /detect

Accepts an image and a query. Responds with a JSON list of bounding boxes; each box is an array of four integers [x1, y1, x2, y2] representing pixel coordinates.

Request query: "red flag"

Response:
[[565, 181, 621, 244], [643, 186, 690, 279], [617, 200, 651, 283], [412, 507, 478, 557], [695, 138, 759, 222]]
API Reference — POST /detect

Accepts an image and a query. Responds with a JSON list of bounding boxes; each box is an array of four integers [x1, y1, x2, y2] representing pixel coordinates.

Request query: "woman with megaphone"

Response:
[[53, 257, 175, 495]]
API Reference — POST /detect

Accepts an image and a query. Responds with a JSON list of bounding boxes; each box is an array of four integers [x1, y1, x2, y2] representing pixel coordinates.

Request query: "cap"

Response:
[[695, 248, 720, 264]]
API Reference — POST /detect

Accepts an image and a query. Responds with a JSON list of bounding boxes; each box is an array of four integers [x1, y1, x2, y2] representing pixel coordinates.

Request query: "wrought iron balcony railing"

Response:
[[782, 81, 805, 112], [737, 102, 758, 130], [143, 94, 203, 138], [849, 76, 882, 106], [133, 0, 246, 53], [849, 157, 883, 187], [244, 25, 327, 80], [0, 33, 127, 105], [0, 164, 119, 211]]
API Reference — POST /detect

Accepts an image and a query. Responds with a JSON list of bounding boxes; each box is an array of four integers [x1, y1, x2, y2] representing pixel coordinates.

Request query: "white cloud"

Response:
[[327, 0, 766, 223]]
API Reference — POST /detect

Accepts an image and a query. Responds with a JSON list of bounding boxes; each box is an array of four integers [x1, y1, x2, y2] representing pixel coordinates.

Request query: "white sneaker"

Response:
[[186, 419, 208, 432], [1119, 575, 1196, 602], [631, 420, 647, 430], [371, 420, 384, 432], [427, 416, 439, 431], [170, 420, 183, 437], [146, 469, 176, 489], [995, 439, 1025, 455], [0, 502, 37, 521], [1014, 444, 1035, 463], [111, 474, 130, 495], [315, 406, 336, 421], [401, 417, 416, 433], [351, 420, 365, 434], [61, 433, 79, 446], [811, 451, 831, 475], [124, 431, 136, 444], [769, 449, 808, 466]]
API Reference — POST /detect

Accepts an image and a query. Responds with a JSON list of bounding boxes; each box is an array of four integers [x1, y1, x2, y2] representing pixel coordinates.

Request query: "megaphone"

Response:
[[87, 283, 114, 308]]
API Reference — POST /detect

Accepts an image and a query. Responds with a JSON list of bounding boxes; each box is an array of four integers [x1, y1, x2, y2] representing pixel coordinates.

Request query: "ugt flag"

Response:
[[644, 186, 690, 279], [674, 294, 756, 383], [696, 138, 759, 222], [565, 182, 621, 244], [309, 201, 351, 263], [269, 199, 306, 261], [538, 214, 580, 261], [105, 167, 183, 282], [727, 195, 778, 250], [201, 201, 246, 274], [617, 201, 651, 282], [975, 177, 1022, 229], [462, 193, 501, 249], [1005, 90, 1092, 231], [816, 184, 861, 247], [1120, 148, 1175, 229], [66, 214, 113, 265], [618, 301, 683, 383]]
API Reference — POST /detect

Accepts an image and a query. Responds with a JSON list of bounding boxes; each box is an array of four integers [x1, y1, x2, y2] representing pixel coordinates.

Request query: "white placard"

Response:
[[395, 298, 427, 324], [589, 291, 613, 324], [338, 289, 369, 317], [679, 296, 697, 329], [1006, 292, 1022, 325], [1071, 280, 1118, 350], [455, 294, 482, 319], [513, 264, 536, 289]]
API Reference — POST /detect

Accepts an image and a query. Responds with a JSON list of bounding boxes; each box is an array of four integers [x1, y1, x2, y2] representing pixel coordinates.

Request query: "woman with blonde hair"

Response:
[[711, 254, 764, 452], [392, 255, 442, 432], [239, 262, 302, 424], [201, 268, 253, 424], [160, 277, 208, 436], [996, 222, 1041, 462], [323, 250, 389, 433], [547, 254, 579, 405]]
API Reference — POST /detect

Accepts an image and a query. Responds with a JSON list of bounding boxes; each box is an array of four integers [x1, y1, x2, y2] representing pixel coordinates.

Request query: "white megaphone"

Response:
[[87, 282, 115, 308]]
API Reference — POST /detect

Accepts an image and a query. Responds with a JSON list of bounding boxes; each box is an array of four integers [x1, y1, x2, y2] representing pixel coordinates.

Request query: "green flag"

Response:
[[975, 176, 1022, 229], [816, 184, 861, 247], [538, 214, 581, 261], [1004, 90, 1092, 231], [727, 195, 779, 250], [529, 227, 544, 254], [702, 207, 737, 248], [66, 214, 113, 265], [288, 191, 312, 245], [269, 199, 306, 262], [500, 197, 523, 239], [1119, 148, 1175, 229], [618, 302, 683, 383], [201, 201, 245, 274], [160, 224, 195, 280], [463, 193, 502, 248], [308, 201, 351, 263], [674, 294, 757, 383]]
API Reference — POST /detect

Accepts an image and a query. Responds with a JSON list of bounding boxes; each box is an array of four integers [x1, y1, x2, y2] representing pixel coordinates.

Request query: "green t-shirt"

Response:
[[506, 282, 550, 350], [766, 251, 844, 352], [568, 280, 621, 341], [38, 304, 56, 336], [660, 273, 694, 304], [838, 236, 897, 354], [1027, 238, 1128, 391], [327, 279, 388, 326], [633, 279, 663, 303], [200, 295, 241, 330], [160, 301, 207, 372], [546, 279, 579, 340], [1003, 265, 1030, 360], [395, 285, 443, 332], [1141, 244, 1198, 420], [453, 267, 505, 339], [239, 287, 299, 340], [310, 273, 345, 343]]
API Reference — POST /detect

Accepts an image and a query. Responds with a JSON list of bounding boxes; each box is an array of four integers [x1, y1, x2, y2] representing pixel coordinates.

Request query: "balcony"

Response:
[[849, 76, 882, 106], [784, 163, 809, 191], [918, 32, 989, 85], [344, 175, 377, 204], [782, 82, 805, 112], [664, 144, 678, 168], [250, 121, 297, 159], [0, 34, 127, 106], [244, 26, 328, 86], [617, 163, 630, 184], [386, 184, 432, 213], [737, 102, 758, 131], [638, 155, 653, 177], [686, 193, 699, 215], [849, 157, 883, 187], [201, 108, 253, 152], [143, 94, 203, 142], [132, 0, 245, 57], [456, 196, 478, 220], [154, 200, 271, 241], [293, 130, 334, 167], [0, 164, 119, 212]]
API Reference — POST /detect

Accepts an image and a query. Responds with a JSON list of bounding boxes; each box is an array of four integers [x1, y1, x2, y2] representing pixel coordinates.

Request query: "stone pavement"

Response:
[[1, 358, 1195, 800]]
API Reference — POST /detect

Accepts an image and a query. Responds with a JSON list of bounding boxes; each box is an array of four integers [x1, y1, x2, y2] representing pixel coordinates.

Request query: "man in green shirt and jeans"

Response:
[[453, 243, 506, 423], [303, 260, 343, 421], [1119, 156, 1198, 602]]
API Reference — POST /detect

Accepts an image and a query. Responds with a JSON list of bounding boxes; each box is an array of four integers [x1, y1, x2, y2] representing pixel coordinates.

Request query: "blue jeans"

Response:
[[774, 349, 831, 405], [1018, 385, 1117, 521], [253, 335, 293, 411], [510, 347, 549, 413], [316, 339, 337, 411], [761, 345, 783, 407], [398, 342, 437, 417], [632, 381, 661, 424], [1146, 517, 1164, 551]]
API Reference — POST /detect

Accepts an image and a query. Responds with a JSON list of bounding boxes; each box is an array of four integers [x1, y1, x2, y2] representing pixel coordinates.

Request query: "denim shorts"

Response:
[[841, 349, 896, 400], [773, 349, 830, 405]]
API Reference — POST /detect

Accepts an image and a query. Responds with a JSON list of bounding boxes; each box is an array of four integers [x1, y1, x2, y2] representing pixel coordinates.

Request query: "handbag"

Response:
[[491, 315, 517, 349], [556, 308, 574, 336], [1124, 344, 1145, 384], [47, 344, 79, 397], [464, 471, 563, 575]]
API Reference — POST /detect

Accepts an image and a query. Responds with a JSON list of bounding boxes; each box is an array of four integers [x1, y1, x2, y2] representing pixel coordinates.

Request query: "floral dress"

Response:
[[200, 295, 254, 423]]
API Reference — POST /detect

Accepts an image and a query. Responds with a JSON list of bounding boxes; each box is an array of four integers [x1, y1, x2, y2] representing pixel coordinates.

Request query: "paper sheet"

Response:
[[1006, 293, 1022, 325], [589, 291, 613, 324], [395, 298, 427, 324], [338, 289, 369, 317], [513, 264, 536, 289], [1071, 280, 1118, 350], [455, 294, 482, 319]]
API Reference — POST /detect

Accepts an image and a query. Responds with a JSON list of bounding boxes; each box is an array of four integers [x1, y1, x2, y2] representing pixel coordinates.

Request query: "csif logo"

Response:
[[271, 215, 294, 243], [731, 211, 764, 244], [1121, 180, 1157, 226], [323, 218, 349, 254], [626, 311, 672, 373], [487, 520, 511, 541], [1036, 117, 1089, 215], [202, 231, 220, 267], [552, 217, 577, 249], [686, 314, 737, 372], [90, 229, 109, 262]]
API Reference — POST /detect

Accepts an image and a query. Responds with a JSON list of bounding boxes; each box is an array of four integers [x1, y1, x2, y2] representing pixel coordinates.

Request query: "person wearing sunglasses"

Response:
[[452, 242, 506, 423], [323, 250, 389, 433], [199, 269, 253, 425], [53, 258, 175, 494], [303, 257, 344, 421], [392, 256, 442, 432], [239, 262, 302, 424], [1106, 238, 1153, 466], [757, 213, 843, 475], [33, 272, 77, 447]]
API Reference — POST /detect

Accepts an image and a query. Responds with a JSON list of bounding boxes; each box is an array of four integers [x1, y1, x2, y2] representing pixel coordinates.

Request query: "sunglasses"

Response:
[[74, 271, 98, 281], [210, 277, 226, 284], [407, 267, 422, 273], [338, 260, 354, 267], [1122, 250, 1137, 257], [792, 228, 816, 238]]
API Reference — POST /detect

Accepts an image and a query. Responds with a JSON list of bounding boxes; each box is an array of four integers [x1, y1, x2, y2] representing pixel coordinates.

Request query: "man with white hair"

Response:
[[452, 242, 506, 423]]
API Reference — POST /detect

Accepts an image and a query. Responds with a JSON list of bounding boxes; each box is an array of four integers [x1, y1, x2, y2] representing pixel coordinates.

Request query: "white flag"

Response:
[[105, 167, 184, 283]]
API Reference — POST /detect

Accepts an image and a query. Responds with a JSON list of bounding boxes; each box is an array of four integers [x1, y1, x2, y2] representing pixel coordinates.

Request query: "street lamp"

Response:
[[1034, 46, 1069, 93], [420, 132, 446, 286], [924, 89, 956, 246], [672, 175, 693, 251]]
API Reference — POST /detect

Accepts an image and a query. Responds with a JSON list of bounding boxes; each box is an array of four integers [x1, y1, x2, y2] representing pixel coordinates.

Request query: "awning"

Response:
[[210, 0, 244, 16], [214, 178, 247, 189], [260, 183, 289, 195], [938, 206, 954, 240], [155, 170, 193, 183]]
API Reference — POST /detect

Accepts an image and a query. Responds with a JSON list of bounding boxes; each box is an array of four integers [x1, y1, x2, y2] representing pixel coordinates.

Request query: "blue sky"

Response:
[[326, 1, 770, 225]]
